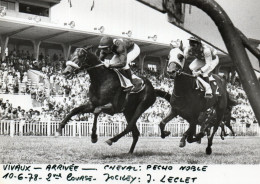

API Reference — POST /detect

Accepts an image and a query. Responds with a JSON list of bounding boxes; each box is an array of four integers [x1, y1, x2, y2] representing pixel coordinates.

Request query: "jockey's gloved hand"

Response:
[[103, 59, 110, 68], [193, 70, 202, 77]]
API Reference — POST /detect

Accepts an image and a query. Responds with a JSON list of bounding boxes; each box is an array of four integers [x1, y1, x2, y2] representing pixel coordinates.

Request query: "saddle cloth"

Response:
[[113, 69, 145, 93], [196, 75, 220, 96]]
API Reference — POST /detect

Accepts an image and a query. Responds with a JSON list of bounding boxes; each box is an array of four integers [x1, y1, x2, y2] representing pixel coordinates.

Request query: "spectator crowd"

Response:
[[0, 48, 257, 129]]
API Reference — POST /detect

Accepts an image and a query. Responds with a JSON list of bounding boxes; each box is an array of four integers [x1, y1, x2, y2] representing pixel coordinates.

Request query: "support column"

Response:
[[139, 54, 146, 74], [159, 56, 167, 76], [32, 40, 41, 60], [61, 44, 72, 61], [0, 35, 9, 62]]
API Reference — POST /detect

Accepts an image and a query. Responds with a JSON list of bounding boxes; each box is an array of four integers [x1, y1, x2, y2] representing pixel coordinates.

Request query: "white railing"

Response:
[[0, 120, 259, 137]]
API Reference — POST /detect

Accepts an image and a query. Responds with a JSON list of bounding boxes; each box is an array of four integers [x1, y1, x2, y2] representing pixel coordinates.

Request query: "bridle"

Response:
[[68, 47, 104, 72]]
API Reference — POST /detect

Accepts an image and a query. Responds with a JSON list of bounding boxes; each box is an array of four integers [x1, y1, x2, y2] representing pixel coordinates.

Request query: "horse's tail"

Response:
[[155, 89, 171, 102]]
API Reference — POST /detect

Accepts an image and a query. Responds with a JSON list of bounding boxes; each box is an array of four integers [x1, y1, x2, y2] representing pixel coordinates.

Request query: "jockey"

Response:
[[184, 36, 219, 98], [98, 36, 140, 91]]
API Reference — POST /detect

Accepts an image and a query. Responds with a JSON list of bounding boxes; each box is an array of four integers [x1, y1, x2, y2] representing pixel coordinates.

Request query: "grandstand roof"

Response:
[[0, 18, 170, 57]]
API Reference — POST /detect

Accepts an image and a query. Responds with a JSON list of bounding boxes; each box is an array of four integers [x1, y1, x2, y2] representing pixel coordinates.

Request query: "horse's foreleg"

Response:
[[56, 102, 95, 136], [186, 123, 201, 144], [180, 123, 196, 147], [91, 113, 99, 143], [159, 108, 176, 138], [106, 102, 148, 150]]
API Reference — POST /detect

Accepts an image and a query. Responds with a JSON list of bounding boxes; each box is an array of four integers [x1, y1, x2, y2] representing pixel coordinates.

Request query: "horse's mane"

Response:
[[82, 45, 100, 61]]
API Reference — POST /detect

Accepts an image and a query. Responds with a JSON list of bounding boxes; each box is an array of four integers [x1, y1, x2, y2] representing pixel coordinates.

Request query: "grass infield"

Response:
[[0, 136, 259, 164]]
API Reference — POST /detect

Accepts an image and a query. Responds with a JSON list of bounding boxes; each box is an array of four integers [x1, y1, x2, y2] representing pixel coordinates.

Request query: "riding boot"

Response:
[[197, 77, 213, 98]]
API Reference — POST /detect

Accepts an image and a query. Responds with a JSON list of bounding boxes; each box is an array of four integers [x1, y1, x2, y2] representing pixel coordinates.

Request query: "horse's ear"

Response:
[[83, 45, 93, 52], [180, 41, 184, 52]]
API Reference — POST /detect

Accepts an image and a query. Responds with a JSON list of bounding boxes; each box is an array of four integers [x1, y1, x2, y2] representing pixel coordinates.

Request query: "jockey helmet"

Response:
[[188, 36, 201, 43], [188, 36, 201, 47], [98, 36, 113, 49]]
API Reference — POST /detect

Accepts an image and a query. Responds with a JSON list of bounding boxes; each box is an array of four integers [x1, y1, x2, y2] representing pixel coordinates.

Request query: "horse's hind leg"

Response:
[[106, 101, 151, 153], [159, 108, 176, 138], [206, 124, 219, 155], [219, 122, 225, 140], [225, 120, 236, 137], [129, 125, 140, 154], [206, 109, 224, 154], [91, 114, 99, 143]]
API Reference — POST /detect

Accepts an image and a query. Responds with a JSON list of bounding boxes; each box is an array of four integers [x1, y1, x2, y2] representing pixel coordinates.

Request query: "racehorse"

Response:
[[55, 46, 170, 153], [157, 47, 236, 155], [199, 104, 237, 140]]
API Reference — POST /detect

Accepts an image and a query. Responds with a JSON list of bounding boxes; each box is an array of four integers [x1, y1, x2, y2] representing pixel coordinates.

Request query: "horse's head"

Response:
[[63, 46, 100, 78], [167, 48, 185, 78]]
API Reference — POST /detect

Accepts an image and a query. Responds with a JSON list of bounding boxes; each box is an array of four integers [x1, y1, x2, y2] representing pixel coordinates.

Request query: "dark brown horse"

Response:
[[55, 46, 169, 153], [157, 47, 236, 155]]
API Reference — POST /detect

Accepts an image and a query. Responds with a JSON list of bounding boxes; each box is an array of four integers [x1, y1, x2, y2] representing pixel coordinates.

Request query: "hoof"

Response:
[[55, 129, 62, 137], [221, 136, 224, 140], [159, 123, 166, 138], [164, 131, 171, 137], [91, 138, 98, 143], [105, 139, 113, 146], [179, 141, 186, 148], [206, 147, 212, 155], [197, 139, 201, 144], [93, 107, 102, 114], [91, 134, 98, 143]]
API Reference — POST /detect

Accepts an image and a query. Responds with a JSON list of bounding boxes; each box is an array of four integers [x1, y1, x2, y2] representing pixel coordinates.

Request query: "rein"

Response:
[[179, 71, 196, 78], [84, 63, 104, 71]]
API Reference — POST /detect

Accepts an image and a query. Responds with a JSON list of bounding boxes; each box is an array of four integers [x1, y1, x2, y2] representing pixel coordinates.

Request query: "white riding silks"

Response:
[[122, 44, 141, 70]]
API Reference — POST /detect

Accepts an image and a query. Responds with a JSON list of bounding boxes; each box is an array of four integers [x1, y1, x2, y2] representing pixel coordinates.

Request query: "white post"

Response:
[[47, 119, 51, 136], [78, 122, 81, 138], [19, 120, 24, 136], [72, 121, 76, 137], [139, 122, 143, 136], [10, 120, 14, 137], [119, 121, 122, 134]]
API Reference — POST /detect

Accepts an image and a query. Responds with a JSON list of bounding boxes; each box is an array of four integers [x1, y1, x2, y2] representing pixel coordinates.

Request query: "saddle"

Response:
[[113, 69, 145, 93], [195, 75, 220, 96]]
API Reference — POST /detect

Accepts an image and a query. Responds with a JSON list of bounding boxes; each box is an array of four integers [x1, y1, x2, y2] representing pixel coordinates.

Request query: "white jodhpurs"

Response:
[[197, 77, 212, 95]]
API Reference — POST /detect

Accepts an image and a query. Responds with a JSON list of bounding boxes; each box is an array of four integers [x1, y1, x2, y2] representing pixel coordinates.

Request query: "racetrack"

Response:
[[0, 136, 259, 164]]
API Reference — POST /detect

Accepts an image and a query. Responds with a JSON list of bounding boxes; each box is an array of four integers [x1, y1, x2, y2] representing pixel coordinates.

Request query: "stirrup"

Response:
[[205, 93, 213, 99]]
